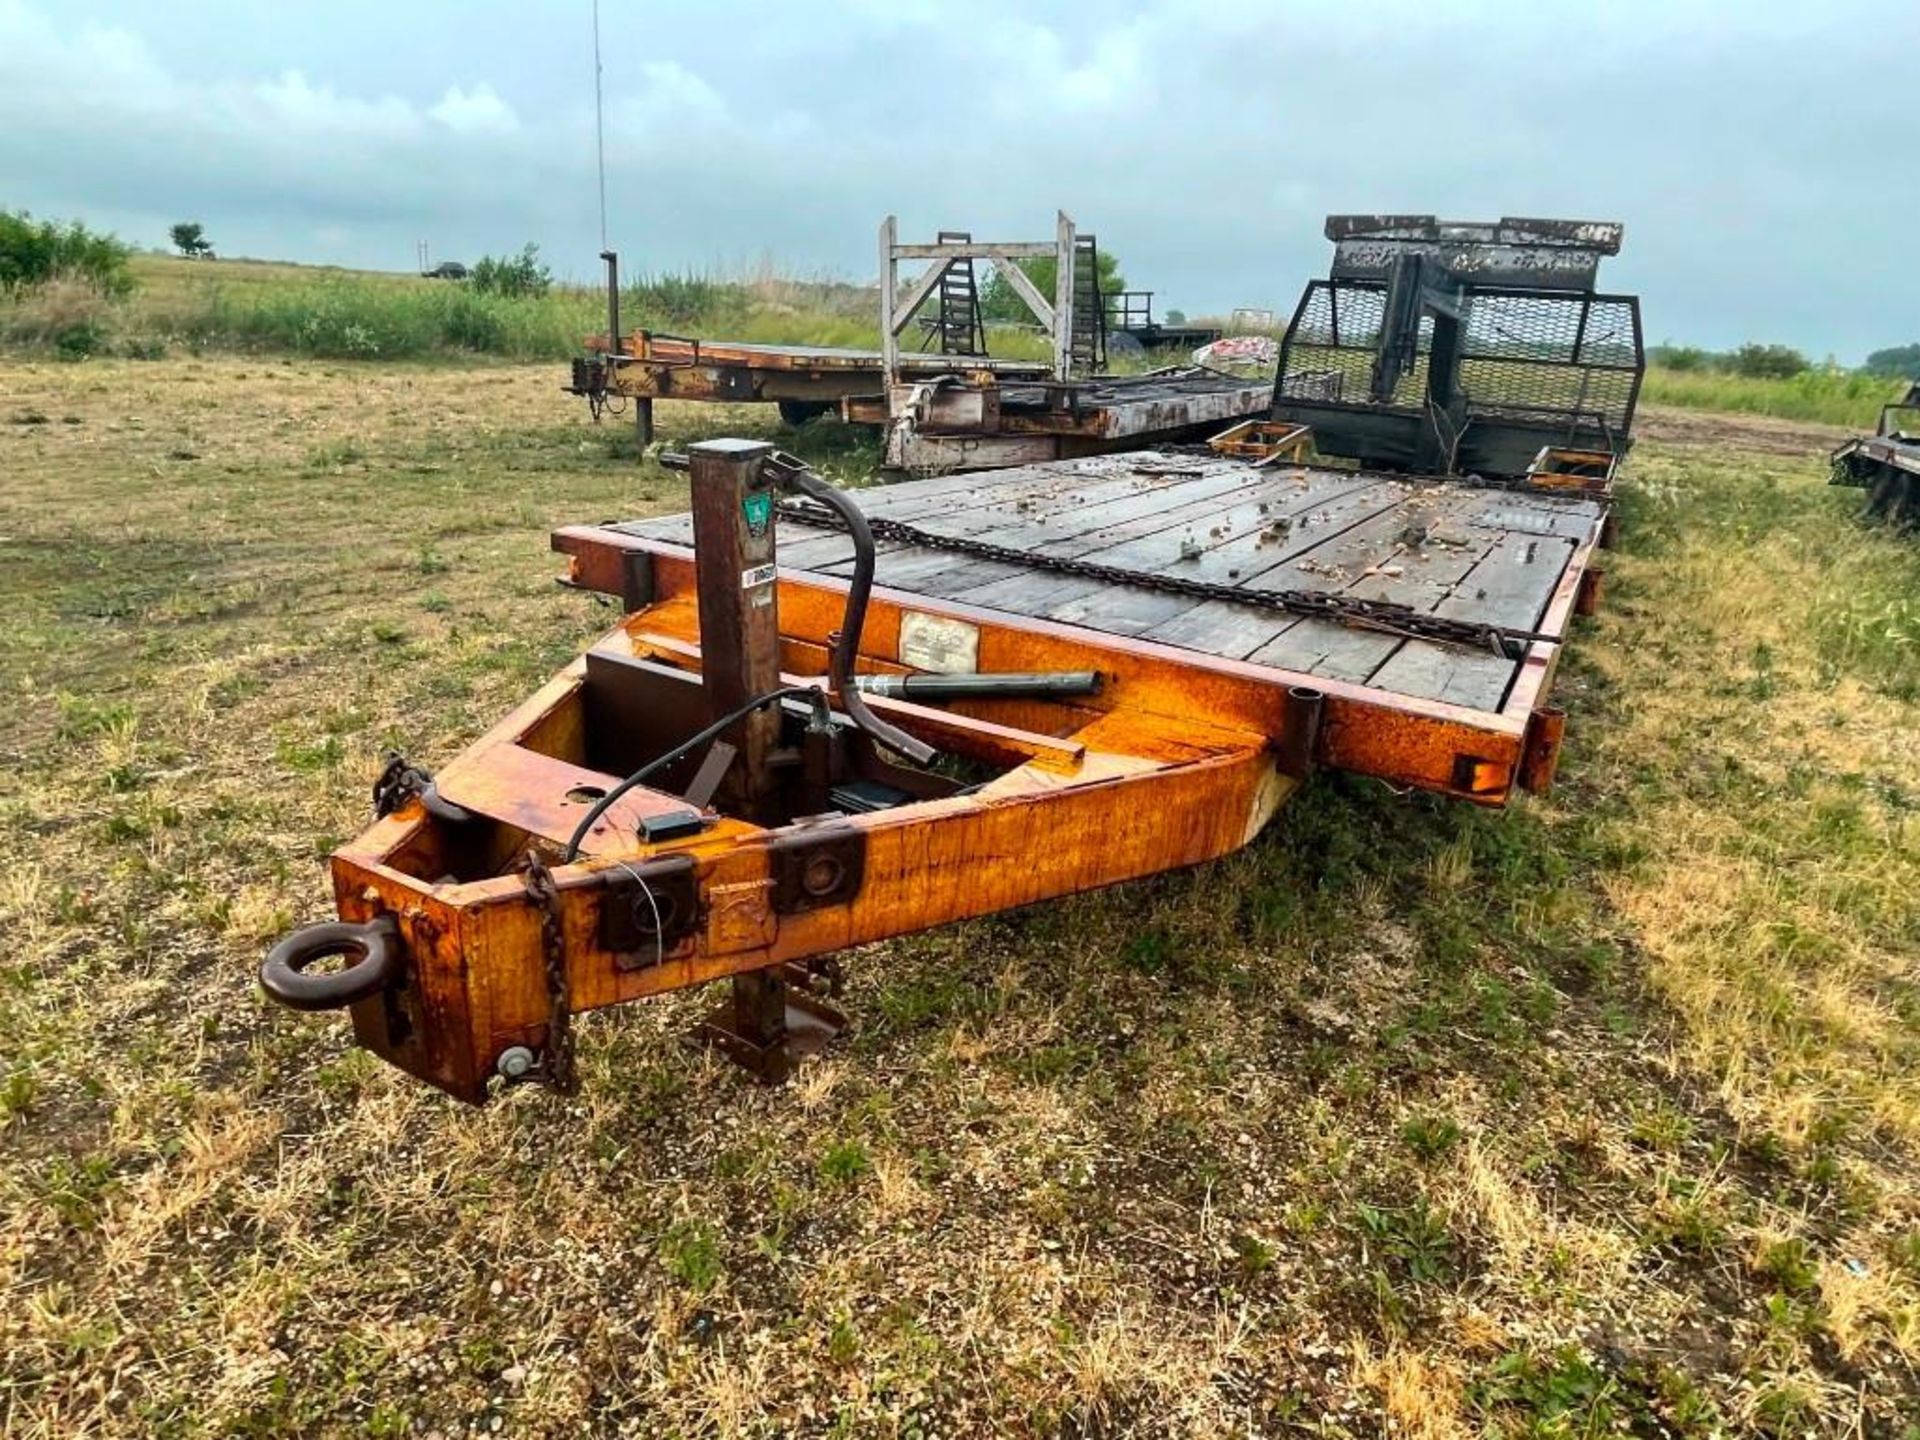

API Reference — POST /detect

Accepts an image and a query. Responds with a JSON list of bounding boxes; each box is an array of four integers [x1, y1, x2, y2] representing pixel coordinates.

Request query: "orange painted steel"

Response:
[[319, 613, 1293, 1102], [553, 535, 1553, 805], [271, 448, 1608, 1104]]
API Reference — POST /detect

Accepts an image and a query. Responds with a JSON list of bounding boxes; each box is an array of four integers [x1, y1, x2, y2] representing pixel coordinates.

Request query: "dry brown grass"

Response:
[[0, 366, 1916, 1435]]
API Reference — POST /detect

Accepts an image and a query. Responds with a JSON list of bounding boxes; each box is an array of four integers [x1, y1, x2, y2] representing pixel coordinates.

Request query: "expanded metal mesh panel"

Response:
[[1276, 282, 1436, 408], [1278, 281, 1642, 431], [1457, 292, 1639, 428]]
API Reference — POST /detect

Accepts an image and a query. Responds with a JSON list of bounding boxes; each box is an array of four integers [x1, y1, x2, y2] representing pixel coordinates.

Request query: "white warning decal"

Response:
[[898, 611, 979, 674]]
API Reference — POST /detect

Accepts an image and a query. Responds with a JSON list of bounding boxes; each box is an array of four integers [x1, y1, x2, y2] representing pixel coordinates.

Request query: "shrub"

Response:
[[1864, 342, 1920, 379], [981, 250, 1126, 324], [0, 211, 132, 296], [1729, 342, 1809, 379], [1648, 343, 1709, 372], [0, 275, 120, 355], [468, 243, 551, 299], [626, 271, 726, 328]]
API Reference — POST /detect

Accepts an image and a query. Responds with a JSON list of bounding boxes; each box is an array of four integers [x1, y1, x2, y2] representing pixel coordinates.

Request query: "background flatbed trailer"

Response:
[[845, 367, 1274, 473], [569, 331, 1052, 427], [1831, 382, 1920, 525], [569, 214, 1275, 472]]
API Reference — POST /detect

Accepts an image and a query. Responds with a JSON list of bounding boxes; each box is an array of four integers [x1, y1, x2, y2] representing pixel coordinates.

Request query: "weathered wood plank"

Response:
[[1362, 643, 1516, 712], [602, 452, 1597, 709], [1085, 478, 1411, 584], [1432, 532, 1577, 629]]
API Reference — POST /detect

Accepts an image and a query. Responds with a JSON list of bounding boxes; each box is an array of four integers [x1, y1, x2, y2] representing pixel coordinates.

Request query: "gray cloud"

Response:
[[2, 0, 1913, 359]]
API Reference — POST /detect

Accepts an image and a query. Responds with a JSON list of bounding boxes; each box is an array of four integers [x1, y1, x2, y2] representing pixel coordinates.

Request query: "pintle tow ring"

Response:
[[260, 915, 403, 1012]]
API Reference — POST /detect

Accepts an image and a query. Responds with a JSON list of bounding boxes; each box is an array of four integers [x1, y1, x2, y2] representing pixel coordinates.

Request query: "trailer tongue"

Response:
[[262, 436, 1612, 1102]]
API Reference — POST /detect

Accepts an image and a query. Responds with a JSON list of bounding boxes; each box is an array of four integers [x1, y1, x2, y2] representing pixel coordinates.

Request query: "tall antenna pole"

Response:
[[593, 0, 608, 251]]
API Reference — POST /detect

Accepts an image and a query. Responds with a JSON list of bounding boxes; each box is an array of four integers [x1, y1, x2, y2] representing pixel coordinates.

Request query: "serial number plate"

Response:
[[898, 611, 979, 674]]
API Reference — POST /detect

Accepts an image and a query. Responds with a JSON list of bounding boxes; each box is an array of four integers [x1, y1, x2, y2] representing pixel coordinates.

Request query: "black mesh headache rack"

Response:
[[1272, 216, 1644, 479]]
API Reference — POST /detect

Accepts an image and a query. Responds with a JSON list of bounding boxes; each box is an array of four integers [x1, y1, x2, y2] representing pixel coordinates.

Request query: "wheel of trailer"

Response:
[[1866, 468, 1898, 521], [1890, 472, 1919, 531], [778, 400, 833, 427], [1106, 331, 1147, 362]]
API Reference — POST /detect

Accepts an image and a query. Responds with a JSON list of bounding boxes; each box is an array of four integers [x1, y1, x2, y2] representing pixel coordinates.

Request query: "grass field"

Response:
[[0, 254, 1054, 366], [6, 256, 1909, 434], [2, 356, 1918, 1437], [1639, 368, 1908, 430]]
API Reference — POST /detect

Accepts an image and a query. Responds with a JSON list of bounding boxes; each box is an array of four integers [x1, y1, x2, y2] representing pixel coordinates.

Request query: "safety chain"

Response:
[[371, 751, 474, 825], [521, 852, 579, 1094], [372, 751, 434, 818], [775, 499, 1553, 660]]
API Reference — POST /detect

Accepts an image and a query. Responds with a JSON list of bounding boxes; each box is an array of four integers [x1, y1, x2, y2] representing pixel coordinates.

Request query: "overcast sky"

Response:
[[2, 0, 1911, 361]]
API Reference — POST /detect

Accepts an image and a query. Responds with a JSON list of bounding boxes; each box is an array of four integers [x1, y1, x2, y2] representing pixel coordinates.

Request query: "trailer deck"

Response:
[[567, 450, 1600, 724], [263, 442, 1606, 1102], [1831, 383, 1920, 526], [848, 368, 1274, 472]]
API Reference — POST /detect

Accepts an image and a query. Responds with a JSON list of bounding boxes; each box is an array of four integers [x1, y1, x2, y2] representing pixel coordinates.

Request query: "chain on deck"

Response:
[[774, 498, 1553, 661]]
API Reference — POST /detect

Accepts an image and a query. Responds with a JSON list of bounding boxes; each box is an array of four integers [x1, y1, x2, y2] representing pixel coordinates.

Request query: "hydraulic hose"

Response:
[[655, 448, 939, 767], [778, 465, 938, 766]]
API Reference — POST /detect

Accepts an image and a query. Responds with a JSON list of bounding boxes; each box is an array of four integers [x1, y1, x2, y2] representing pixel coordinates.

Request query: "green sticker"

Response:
[[742, 491, 773, 537]]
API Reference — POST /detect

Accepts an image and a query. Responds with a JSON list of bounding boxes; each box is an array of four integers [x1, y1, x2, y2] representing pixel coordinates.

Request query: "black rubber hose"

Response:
[[563, 685, 822, 861], [781, 469, 938, 766]]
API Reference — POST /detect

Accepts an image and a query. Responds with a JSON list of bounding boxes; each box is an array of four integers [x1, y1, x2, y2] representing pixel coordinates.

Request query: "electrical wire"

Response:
[[608, 858, 665, 971], [563, 685, 824, 861]]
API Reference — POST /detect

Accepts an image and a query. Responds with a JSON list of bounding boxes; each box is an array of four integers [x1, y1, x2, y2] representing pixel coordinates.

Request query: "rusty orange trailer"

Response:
[[263, 440, 1608, 1101]]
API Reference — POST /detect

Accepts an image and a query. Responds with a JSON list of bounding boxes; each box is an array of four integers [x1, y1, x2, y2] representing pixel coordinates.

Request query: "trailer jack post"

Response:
[[694, 965, 848, 1084]]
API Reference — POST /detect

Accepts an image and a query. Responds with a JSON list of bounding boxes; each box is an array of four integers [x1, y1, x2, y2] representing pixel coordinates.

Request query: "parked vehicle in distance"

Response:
[[1831, 381, 1920, 526], [423, 261, 469, 280]]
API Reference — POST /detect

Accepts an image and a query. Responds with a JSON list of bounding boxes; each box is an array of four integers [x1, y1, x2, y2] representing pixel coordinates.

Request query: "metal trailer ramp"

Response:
[[1271, 215, 1645, 479]]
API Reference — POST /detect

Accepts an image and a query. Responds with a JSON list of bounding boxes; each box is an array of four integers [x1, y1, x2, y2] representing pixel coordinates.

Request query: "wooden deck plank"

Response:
[[1084, 478, 1412, 585], [857, 454, 1192, 519], [593, 451, 1602, 710], [1362, 520, 1583, 709], [955, 471, 1392, 627], [1362, 644, 1516, 712], [1233, 490, 1523, 682], [860, 457, 1246, 531]]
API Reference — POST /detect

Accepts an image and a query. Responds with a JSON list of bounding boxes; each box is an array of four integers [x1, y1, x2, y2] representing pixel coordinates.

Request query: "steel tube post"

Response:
[[601, 249, 651, 454], [1053, 211, 1076, 381], [879, 215, 899, 382], [688, 438, 782, 819]]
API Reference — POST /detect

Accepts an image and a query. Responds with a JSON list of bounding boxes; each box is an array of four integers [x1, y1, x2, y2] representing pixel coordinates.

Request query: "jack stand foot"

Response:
[[693, 965, 846, 1084]]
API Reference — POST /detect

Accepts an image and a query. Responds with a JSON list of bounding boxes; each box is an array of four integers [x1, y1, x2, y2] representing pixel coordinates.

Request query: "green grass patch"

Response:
[[1642, 365, 1906, 428]]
